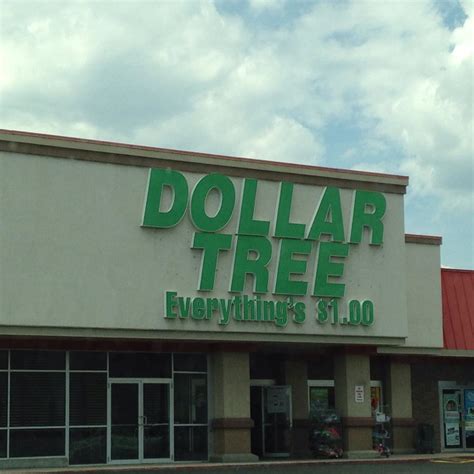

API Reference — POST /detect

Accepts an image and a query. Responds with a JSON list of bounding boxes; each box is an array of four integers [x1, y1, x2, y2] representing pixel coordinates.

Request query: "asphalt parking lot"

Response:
[[7, 456, 474, 474]]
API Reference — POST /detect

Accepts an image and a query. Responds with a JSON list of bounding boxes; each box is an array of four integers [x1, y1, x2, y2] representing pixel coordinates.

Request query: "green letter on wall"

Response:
[[307, 187, 345, 242], [191, 174, 235, 232], [230, 236, 272, 293], [192, 233, 233, 291], [143, 168, 188, 228], [313, 242, 349, 298], [350, 190, 386, 245], [238, 179, 270, 236], [274, 239, 312, 296], [274, 182, 305, 239]]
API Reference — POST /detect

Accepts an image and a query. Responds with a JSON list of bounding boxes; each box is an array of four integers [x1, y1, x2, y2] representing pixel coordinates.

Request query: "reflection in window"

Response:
[[9, 429, 65, 457], [70, 373, 107, 426], [10, 373, 65, 427], [69, 428, 106, 465], [174, 374, 207, 425], [0, 430, 6, 458], [10, 350, 65, 370], [109, 352, 171, 378], [309, 386, 335, 413], [174, 426, 207, 461], [174, 373, 207, 461]]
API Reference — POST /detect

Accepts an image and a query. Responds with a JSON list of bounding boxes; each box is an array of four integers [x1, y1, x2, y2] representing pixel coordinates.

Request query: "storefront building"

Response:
[[0, 129, 472, 468]]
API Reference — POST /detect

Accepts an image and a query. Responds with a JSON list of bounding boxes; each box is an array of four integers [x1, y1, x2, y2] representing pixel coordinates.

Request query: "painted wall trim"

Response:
[[0, 129, 409, 193], [0, 325, 406, 347], [377, 347, 474, 358], [405, 234, 442, 245]]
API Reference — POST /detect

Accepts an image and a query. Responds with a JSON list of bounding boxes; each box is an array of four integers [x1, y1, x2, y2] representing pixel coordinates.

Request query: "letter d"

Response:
[[142, 168, 188, 228]]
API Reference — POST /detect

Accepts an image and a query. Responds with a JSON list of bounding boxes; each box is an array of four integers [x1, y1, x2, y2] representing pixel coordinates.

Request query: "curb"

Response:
[[8, 455, 474, 474]]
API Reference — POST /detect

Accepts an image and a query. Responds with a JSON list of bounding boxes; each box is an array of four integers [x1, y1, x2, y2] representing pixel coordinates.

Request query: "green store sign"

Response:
[[142, 168, 385, 329]]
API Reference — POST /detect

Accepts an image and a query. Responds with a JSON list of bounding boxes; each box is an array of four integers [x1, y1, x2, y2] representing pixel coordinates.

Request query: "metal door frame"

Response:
[[107, 378, 173, 464], [250, 379, 274, 457], [263, 385, 292, 458]]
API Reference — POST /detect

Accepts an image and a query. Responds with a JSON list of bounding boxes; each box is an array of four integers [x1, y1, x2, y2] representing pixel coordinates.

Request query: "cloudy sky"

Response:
[[1, 0, 473, 268]]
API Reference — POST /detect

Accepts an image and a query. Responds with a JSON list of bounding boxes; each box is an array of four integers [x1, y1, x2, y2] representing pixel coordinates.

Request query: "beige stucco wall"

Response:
[[0, 150, 410, 343], [404, 242, 443, 348], [334, 353, 372, 418], [211, 352, 251, 419]]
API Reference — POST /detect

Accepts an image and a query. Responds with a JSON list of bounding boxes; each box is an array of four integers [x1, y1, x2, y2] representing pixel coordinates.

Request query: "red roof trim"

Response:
[[442, 269, 474, 351], [442, 268, 474, 273]]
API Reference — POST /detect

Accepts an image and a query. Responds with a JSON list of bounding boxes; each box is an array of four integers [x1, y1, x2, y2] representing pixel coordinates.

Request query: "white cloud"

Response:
[[0, 0, 472, 265]]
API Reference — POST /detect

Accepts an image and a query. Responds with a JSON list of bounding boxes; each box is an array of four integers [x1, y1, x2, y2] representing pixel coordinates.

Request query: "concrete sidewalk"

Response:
[[6, 453, 474, 474]]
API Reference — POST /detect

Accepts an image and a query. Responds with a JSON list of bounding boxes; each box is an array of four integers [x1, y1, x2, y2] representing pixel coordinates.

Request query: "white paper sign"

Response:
[[445, 422, 460, 446], [355, 385, 364, 403], [267, 386, 288, 414]]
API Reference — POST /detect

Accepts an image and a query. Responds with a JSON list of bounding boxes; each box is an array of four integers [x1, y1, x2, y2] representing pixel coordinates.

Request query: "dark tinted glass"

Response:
[[9, 428, 65, 457], [70, 373, 107, 426], [11, 350, 65, 370], [0, 430, 6, 458], [10, 373, 65, 427], [144, 425, 169, 459], [0, 373, 7, 427], [70, 352, 107, 371], [173, 353, 207, 372], [111, 384, 138, 425], [174, 374, 207, 425], [69, 428, 106, 465], [109, 353, 171, 378], [174, 426, 207, 461], [0, 351, 7, 370], [307, 356, 334, 379], [144, 383, 168, 424], [249, 353, 283, 380]]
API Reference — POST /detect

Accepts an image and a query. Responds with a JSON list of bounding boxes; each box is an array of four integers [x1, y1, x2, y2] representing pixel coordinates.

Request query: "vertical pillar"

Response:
[[210, 351, 258, 462], [284, 359, 309, 457], [388, 360, 416, 453], [334, 352, 374, 458]]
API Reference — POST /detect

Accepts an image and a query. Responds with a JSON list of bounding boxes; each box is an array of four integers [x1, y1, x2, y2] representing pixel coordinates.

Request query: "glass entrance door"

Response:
[[109, 381, 171, 463], [250, 384, 292, 458], [143, 383, 170, 459], [264, 385, 292, 457]]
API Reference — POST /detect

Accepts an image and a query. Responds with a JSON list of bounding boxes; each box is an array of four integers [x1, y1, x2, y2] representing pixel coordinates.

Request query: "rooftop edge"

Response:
[[405, 234, 442, 245], [0, 129, 409, 189]]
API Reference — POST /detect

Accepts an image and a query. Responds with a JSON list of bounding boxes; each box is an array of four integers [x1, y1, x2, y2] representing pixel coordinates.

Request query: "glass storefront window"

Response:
[[309, 387, 335, 412], [464, 389, 474, 449], [0, 350, 209, 463], [442, 389, 462, 448], [70, 373, 107, 426], [0, 430, 6, 458], [0, 351, 7, 370], [109, 352, 171, 378], [9, 428, 65, 457], [174, 374, 207, 425], [173, 353, 207, 372], [70, 352, 107, 371], [69, 428, 106, 465], [174, 426, 207, 461], [0, 373, 7, 428], [10, 350, 65, 370], [10, 373, 65, 427], [173, 368, 208, 461]]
